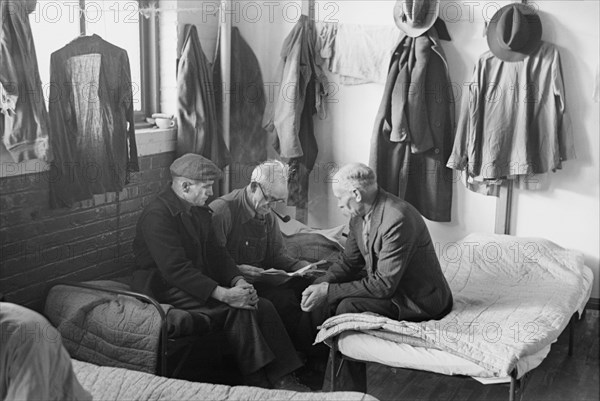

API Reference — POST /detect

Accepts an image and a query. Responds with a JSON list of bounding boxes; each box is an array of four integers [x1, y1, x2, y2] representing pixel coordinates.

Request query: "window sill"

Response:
[[0, 127, 177, 179]]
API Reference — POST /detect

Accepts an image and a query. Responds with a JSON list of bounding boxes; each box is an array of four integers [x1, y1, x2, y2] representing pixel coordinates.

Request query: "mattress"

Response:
[[317, 234, 595, 380], [337, 263, 593, 384], [337, 331, 553, 384], [73, 360, 379, 401]]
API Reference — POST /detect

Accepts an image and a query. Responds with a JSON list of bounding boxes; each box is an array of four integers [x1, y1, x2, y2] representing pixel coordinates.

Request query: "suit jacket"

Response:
[[320, 189, 452, 321], [132, 186, 241, 304]]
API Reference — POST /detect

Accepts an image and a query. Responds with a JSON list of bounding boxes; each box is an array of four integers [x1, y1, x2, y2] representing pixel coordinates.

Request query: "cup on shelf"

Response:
[[155, 117, 175, 129]]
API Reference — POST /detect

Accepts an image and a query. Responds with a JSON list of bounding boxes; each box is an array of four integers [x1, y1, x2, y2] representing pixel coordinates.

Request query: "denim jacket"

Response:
[[0, 0, 50, 162]]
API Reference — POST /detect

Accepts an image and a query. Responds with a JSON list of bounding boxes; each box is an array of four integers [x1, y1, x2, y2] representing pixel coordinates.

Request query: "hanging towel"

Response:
[[328, 24, 403, 85]]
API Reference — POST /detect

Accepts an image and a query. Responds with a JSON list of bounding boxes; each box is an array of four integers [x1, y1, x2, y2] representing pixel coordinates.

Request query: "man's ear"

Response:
[[352, 188, 362, 202], [250, 181, 259, 193], [182, 181, 190, 193]]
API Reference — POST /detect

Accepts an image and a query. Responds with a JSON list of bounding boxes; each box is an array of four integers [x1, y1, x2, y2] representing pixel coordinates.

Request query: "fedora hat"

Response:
[[394, 0, 440, 38], [486, 3, 542, 62]]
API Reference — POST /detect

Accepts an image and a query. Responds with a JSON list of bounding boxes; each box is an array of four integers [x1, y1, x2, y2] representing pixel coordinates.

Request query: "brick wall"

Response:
[[0, 152, 176, 312]]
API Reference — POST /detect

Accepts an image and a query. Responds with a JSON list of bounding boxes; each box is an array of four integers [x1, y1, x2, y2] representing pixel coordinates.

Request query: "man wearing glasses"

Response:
[[210, 160, 321, 369]]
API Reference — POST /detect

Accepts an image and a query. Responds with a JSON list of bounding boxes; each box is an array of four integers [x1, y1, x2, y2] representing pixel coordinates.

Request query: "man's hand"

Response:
[[212, 284, 258, 310], [238, 264, 264, 283], [301, 282, 329, 312]]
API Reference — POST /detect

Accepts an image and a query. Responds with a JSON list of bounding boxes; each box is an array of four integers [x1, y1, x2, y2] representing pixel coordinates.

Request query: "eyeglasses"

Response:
[[256, 183, 285, 205]]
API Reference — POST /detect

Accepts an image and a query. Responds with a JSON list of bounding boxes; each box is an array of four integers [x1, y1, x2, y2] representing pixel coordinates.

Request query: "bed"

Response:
[[72, 359, 377, 401], [314, 233, 594, 401]]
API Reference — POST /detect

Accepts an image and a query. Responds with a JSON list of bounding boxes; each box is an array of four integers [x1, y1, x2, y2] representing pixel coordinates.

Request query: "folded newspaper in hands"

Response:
[[261, 260, 328, 277]]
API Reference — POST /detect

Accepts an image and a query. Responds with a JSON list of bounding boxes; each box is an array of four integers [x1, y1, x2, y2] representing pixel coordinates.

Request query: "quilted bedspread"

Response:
[[315, 233, 594, 377], [73, 360, 378, 401], [44, 281, 170, 373]]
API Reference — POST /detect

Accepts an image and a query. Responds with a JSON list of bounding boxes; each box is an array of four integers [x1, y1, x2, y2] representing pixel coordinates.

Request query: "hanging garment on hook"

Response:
[[48, 34, 139, 208], [0, 0, 51, 163], [369, 29, 455, 222], [177, 25, 230, 169]]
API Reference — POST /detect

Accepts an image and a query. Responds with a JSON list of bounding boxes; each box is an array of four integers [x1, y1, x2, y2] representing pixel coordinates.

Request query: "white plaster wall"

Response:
[[209, 0, 599, 298]]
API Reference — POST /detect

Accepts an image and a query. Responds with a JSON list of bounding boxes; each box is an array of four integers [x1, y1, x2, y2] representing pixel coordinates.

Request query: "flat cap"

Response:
[[170, 153, 222, 181]]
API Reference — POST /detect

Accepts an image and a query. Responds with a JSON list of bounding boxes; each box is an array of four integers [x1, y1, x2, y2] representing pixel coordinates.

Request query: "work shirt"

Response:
[[447, 41, 575, 188], [210, 188, 304, 272]]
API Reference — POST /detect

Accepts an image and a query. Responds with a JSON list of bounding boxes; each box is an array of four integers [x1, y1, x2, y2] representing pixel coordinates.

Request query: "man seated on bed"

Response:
[[300, 162, 453, 391], [209, 160, 322, 361], [131, 153, 309, 391], [0, 302, 92, 401]]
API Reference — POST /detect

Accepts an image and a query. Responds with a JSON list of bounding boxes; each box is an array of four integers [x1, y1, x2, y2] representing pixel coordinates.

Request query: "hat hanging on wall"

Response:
[[393, 0, 440, 38], [486, 3, 542, 62]]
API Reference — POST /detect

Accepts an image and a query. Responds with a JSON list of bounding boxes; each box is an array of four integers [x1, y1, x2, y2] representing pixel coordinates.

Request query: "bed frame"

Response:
[[45, 281, 206, 377], [327, 313, 578, 401]]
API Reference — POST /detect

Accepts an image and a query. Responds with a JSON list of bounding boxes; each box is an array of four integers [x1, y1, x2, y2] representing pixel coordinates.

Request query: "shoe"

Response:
[[272, 373, 312, 392]]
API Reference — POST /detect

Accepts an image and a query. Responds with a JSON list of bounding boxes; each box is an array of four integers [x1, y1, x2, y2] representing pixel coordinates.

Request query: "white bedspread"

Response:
[[73, 360, 378, 401], [316, 233, 594, 378]]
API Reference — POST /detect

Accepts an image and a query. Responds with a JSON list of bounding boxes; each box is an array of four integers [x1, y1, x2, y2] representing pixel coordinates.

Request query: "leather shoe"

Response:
[[272, 373, 312, 392]]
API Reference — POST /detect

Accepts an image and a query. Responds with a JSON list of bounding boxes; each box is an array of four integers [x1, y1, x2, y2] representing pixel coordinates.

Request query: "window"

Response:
[[29, 0, 158, 121]]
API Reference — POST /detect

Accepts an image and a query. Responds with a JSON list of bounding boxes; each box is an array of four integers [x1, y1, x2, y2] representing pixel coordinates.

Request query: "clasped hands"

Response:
[[224, 279, 259, 310]]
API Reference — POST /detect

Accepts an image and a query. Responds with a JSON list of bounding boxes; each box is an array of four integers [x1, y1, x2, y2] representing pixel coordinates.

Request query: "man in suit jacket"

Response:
[[301, 162, 453, 391], [131, 153, 308, 391]]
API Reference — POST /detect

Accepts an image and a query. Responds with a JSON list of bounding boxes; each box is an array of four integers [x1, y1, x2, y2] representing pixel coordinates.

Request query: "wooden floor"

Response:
[[366, 309, 599, 401]]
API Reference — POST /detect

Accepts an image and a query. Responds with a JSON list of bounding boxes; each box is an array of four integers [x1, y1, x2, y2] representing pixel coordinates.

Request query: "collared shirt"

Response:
[[361, 191, 379, 252], [362, 208, 373, 252]]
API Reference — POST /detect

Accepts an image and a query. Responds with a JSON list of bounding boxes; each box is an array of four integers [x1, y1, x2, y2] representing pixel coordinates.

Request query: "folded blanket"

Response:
[[316, 233, 594, 377], [45, 281, 178, 373]]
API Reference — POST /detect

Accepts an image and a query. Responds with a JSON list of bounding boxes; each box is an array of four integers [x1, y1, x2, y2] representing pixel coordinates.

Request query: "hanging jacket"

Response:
[[48, 34, 138, 208], [177, 25, 230, 168], [263, 16, 328, 215], [447, 41, 575, 193], [0, 0, 50, 162], [369, 29, 454, 222], [213, 27, 267, 188]]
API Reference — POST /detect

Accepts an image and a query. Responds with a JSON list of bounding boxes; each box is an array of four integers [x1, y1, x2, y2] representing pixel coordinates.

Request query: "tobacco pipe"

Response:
[[273, 209, 291, 223]]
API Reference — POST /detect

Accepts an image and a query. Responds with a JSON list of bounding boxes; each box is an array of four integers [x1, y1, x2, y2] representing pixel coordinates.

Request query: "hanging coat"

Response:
[[213, 27, 267, 189], [177, 25, 230, 169], [369, 29, 454, 222], [263, 15, 326, 215], [48, 34, 138, 208], [0, 0, 50, 162]]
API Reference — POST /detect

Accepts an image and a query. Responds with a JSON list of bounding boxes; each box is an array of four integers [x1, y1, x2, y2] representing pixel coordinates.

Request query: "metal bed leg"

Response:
[[568, 313, 576, 357], [509, 370, 519, 401], [329, 338, 338, 392]]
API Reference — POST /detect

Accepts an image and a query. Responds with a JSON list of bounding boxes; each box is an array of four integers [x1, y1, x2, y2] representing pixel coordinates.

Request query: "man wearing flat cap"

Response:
[[131, 153, 309, 391]]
